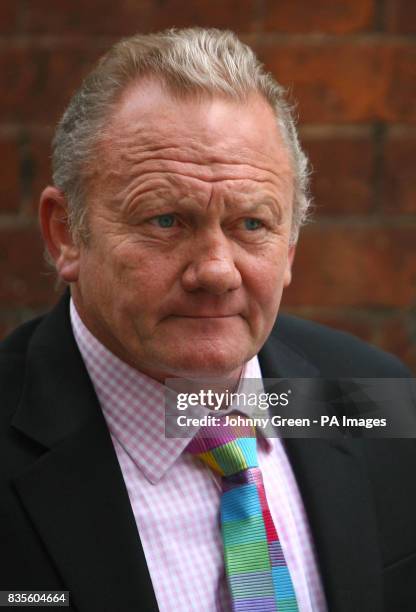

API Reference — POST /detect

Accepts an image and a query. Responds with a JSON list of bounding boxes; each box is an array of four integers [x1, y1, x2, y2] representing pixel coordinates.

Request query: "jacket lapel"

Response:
[[284, 438, 383, 612], [11, 295, 159, 612], [259, 330, 383, 612]]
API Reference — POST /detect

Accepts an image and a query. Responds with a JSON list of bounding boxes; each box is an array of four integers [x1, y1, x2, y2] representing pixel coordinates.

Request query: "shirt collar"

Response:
[[70, 298, 272, 484]]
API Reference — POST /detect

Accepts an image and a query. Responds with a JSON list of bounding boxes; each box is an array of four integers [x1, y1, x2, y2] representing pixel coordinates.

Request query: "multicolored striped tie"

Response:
[[187, 416, 299, 612]]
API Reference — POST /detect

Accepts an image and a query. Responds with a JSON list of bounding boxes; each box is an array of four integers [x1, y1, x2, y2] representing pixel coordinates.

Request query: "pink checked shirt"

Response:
[[70, 299, 327, 612]]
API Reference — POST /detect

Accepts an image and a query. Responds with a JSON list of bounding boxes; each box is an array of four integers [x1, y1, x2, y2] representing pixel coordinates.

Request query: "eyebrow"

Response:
[[125, 195, 283, 217], [224, 198, 283, 220], [117, 175, 287, 221]]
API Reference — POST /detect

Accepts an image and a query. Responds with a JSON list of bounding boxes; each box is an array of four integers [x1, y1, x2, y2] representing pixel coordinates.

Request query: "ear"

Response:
[[283, 243, 296, 288], [39, 186, 80, 283]]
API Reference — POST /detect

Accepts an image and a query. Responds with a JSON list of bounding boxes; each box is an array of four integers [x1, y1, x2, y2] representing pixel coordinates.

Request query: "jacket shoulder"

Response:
[[0, 315, 44, 357], [272, 313, 412, 377], [0, 316, 45, 423]]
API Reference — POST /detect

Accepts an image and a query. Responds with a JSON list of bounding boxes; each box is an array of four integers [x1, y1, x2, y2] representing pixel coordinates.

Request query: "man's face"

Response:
[[70, 81, 295, 381]]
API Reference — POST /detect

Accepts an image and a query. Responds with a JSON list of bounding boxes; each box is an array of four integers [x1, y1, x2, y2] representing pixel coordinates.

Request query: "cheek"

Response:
[[110, 244, 180, 307], [246, 254, 288, 304], [112, 239, 167, 273], [77, 240, 130, 314]]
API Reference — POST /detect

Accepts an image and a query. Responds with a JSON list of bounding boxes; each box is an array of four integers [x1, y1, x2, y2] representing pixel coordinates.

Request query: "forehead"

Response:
[[103, 79, 292, 173]]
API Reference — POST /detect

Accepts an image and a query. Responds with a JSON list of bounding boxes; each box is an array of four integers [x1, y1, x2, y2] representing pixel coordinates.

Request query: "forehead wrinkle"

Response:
[[116, 173, 208, 212], [115, 141, 292, 191], [95, 148, 283, 209], [117, 169, 286, 209], [120, 164, 285, 188], [96, 111, 293, 215], [108, 122, 291, 176], [116, 172, 289, 224], [93, 144, 292, 217]]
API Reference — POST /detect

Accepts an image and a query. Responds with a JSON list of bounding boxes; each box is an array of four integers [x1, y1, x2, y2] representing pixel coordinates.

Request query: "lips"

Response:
[[161, 298, 245, 320], [173, 314, 239, 318]]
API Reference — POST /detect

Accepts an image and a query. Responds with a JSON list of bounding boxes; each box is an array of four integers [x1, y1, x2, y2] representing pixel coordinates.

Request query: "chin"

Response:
[[160, 343, 251, 380]]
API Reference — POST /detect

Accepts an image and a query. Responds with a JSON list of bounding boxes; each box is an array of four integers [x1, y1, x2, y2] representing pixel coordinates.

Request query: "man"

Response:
[[0, 28, 415, 612]]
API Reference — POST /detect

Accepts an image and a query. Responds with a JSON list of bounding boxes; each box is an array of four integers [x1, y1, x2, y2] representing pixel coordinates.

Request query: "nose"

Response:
[[181, 230, 242, 295]]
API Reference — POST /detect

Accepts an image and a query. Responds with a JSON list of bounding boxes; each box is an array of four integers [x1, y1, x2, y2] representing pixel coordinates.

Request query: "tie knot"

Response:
[[187, 414, 258, 477]]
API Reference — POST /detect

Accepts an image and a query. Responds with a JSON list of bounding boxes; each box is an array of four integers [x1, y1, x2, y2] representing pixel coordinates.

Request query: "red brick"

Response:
[[24, 135, 53, 216], [385, 0, 416, 34], [0, 228, 56, 308], [257, 41, 416, 123], [3, 41, 414, 127], [381, 132, 416, 214], [0, 1, 18, 34], [263, 0, 375, 34], [283, 225, 416, 308], [379, 44, 416, 122], [376, 314, 416, 373], [22, 0, 258, 36], [304, 136, 375, 214], [0, 139, 20, 213], [0, 132, 53, 220], [147, 0, 258, 32], [0, 44, 101, 126]]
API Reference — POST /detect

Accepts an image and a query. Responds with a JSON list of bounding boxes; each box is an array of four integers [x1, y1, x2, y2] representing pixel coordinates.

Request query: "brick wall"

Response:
[[1, 0, 415, 371]]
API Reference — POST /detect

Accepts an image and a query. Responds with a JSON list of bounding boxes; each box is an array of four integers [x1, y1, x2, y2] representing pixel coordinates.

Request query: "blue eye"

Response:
[[244, 218, 263, 231], [153, 214, 176, 228]]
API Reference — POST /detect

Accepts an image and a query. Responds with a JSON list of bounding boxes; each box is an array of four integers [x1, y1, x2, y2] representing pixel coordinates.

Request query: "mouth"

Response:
[[170, 314, 241, 320]]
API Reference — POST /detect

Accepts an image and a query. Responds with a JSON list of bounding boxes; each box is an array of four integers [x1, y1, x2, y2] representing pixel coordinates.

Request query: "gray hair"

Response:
[[52, 27, 311, 244]]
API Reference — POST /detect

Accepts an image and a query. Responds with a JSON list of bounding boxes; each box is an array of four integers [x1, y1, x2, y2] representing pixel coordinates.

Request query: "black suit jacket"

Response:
[[1, 293, 415, 612]]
